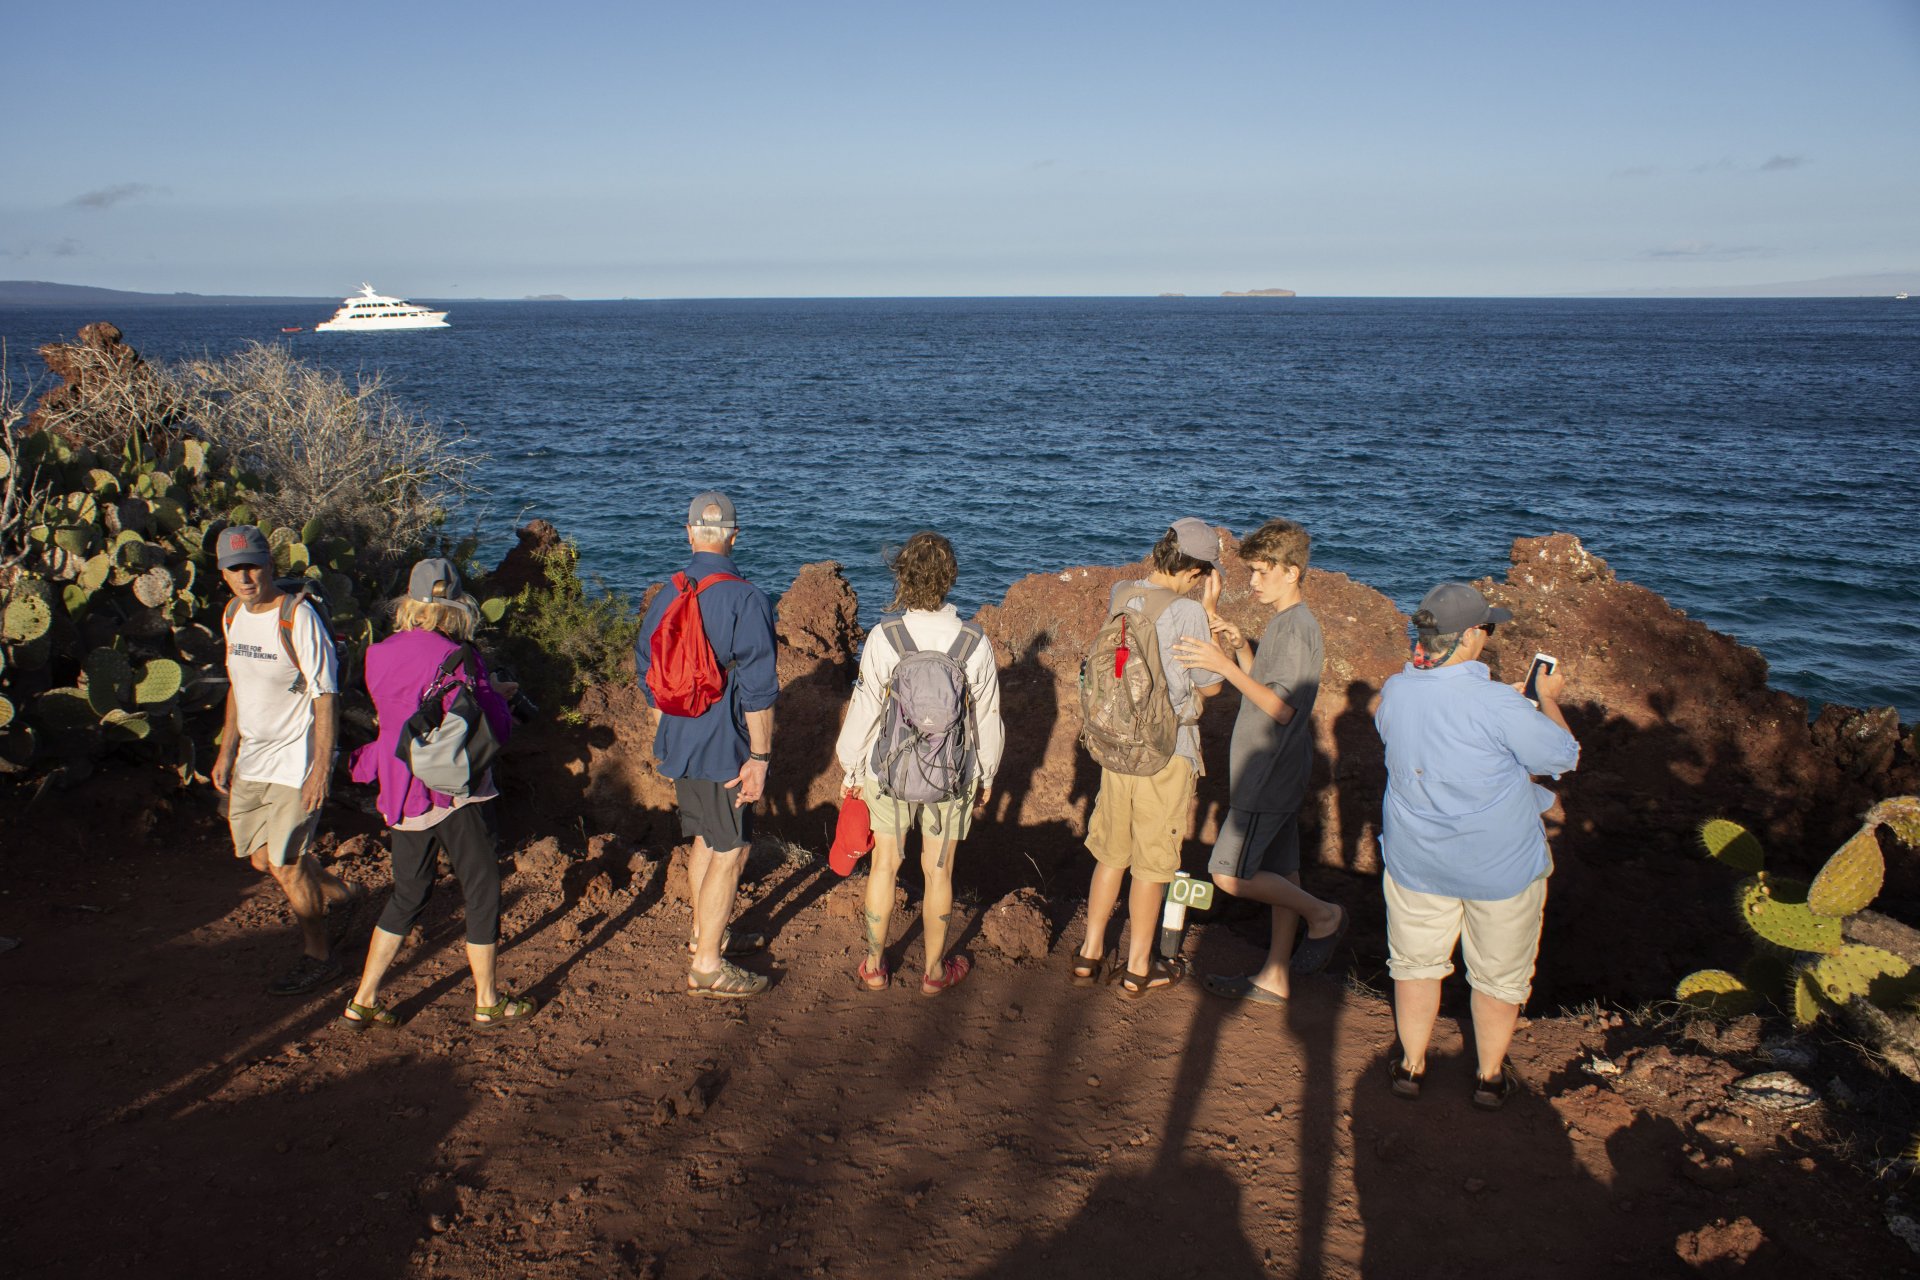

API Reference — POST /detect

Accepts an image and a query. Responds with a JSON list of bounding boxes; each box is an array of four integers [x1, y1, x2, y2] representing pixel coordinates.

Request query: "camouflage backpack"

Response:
[[1079, 584, 1181, 776]]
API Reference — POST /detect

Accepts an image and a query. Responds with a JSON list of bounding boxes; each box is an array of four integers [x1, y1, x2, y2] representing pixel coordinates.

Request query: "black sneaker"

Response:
[[1471, 1059, 1522, 1111], [268, 954, 344, 997]]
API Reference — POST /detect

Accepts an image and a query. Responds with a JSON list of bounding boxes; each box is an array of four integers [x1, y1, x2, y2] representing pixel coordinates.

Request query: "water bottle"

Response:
[[1159, 871, 1192, 959]]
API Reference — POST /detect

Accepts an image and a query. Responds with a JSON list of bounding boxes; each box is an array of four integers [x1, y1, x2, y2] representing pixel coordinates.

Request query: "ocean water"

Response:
[[4, 297, 1916, 718]]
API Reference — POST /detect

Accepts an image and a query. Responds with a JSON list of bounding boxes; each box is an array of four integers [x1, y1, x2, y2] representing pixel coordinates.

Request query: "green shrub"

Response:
[[493, 540, 639, 713]]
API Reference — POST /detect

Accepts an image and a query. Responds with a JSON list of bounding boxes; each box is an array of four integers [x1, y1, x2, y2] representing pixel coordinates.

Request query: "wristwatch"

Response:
[[748, 750, 771, 762]]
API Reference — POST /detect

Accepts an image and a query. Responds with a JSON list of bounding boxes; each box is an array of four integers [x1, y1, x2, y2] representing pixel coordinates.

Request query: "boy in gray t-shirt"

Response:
[[1173, 519, 1348, 1005]]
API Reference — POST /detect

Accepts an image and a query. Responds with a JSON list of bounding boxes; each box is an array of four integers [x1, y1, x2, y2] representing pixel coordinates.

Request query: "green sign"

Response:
[[1168, 877, 1216, 910]]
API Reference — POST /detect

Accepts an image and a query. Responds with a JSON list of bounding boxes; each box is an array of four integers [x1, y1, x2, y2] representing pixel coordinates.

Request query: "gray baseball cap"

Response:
[[1170, 517, 1220, 569], [1417, 582, 1512, 633], [216, 524, 272, 570], [407, 557, 468, 604], [687, 490, 738, 530]]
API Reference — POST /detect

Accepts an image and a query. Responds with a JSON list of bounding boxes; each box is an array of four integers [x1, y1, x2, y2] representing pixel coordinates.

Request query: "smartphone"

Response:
[[1523, 653, 1558, 705]]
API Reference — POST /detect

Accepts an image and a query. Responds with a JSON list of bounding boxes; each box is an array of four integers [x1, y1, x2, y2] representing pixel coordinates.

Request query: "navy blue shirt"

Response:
[[635, 551, 779, 783]]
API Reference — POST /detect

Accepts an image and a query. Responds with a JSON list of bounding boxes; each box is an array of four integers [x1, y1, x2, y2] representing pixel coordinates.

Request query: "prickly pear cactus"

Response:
[[1700, 818, 1766, 873], [1807, 828, 1886, 918], [1810, 945, 1913, 1005], [1737, 876, 1843, 955], [1676, 969, 1759, 1017], [1868, 796, 1920, 850]]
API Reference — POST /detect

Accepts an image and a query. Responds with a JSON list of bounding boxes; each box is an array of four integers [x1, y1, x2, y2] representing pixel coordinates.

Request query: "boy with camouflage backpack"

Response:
[[1073, 519, 1226, 997], [835, 532, 1004, 996]]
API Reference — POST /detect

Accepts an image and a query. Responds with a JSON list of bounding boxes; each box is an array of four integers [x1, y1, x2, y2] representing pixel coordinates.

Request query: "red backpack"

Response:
[[645, 571, 741, 717]]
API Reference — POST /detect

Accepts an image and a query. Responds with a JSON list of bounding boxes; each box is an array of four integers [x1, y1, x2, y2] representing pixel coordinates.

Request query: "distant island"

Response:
[[1157, 292, 1186, 298], [0, 280, 339, 308], [523, 294, 572, 302], [1221, 288, 1296, 298]]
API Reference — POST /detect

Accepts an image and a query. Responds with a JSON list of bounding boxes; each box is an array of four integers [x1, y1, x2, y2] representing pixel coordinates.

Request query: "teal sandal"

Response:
[[473, 994, 537, 1027], [341, 999, 401, 1032]]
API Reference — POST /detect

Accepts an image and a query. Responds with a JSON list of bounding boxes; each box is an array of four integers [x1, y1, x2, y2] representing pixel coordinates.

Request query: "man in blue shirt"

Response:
[[636, 491, 780, 998], [1374, 582, 1579, 1109]]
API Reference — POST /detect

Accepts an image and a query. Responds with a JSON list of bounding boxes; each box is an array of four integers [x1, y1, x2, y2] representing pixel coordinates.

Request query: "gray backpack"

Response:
[[1079, 585, 1182, 776], [868, 619, 985, 809], [396, 644, 503, 798]]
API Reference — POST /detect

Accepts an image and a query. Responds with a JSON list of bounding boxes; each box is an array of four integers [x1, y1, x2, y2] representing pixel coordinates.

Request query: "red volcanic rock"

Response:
[[775, 561, 862, 679], [480, 519, 566, 599]]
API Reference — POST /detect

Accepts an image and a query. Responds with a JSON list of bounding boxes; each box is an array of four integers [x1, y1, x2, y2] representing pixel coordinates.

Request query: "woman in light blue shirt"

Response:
[[1374, 583, 1579, 1110]]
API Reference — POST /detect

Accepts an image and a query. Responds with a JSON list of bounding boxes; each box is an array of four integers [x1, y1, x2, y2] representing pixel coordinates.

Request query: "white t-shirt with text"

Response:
[[226, 598, 338, 788]]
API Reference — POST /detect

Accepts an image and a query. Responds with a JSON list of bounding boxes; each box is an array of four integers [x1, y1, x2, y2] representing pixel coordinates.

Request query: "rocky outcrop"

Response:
[[530, 530, 1916, 1003]]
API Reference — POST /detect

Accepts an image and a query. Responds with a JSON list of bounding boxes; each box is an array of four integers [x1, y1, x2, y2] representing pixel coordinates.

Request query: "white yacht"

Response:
[[314, 284, 449, 332]]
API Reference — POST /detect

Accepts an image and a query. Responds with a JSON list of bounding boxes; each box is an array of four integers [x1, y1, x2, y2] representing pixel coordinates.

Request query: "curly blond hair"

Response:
[[886, 531, 958, 613]]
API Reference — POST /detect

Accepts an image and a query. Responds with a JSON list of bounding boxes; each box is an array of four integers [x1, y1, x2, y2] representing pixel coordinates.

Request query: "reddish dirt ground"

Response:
[[4, 785, 1918, 1279]]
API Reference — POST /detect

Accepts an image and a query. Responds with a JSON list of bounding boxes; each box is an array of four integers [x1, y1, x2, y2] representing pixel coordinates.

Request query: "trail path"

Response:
[[1, 814, 1911, 1278]]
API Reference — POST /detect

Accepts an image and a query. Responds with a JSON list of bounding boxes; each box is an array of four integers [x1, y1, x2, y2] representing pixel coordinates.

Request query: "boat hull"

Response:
[[314, 313, 449, 332]]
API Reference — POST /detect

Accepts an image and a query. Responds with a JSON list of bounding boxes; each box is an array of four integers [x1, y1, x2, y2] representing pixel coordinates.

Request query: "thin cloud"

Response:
[[1760, 154, 1808, 172], [4, 237, 83, 259], [66, 182, 159, 210], [1642, 241, 1767, 261]]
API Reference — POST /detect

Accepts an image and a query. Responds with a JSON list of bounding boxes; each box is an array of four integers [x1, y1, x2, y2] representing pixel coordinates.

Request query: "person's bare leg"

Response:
[[1215, 869, 1341, 938], [920, 837, 959, 978], [1393, 978, 1444, 1073], [267, 853, 329, 960], [863, 834, 904, 973], [686, 836, 715, 951], [689, 846, 747, 977], [350, 926, 405, 1009], [1079, 861, 1126, 963], [1251, 898, 1302, 999], [467, 942, 499, 1010], [1124, 876, 1166, 978], [1470, 989, 1522, 1080], [306, 850, 355, 906]]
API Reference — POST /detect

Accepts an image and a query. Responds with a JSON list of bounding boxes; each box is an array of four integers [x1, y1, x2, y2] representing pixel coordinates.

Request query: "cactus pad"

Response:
[[480, 596, 508, 624], [78, 553, 111, 592], [52, 525, 93, 555], [133, 659, 183, 706], [1808, 827, 1885, 918], [3, 595, 53, 643], [1811, 944, 1912, 1006], [1792, 969, 1827, 1026], [1737, 876, 1843, 954], [132, 566, 175, 609], [101, 709, 151, 742], [1676, 969, 1760, 1016], [84, 648, 135, 713], [1700, 818, 1765, 872], [33, 688, 99, 732], [1868, 796, 1920, 850], [0, 694, 12, 732]]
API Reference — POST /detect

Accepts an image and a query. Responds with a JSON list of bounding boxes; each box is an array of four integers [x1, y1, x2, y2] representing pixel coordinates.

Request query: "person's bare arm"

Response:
[[212, 686, 239, 795], [301, 693, 337, 813], [725, 707, 775, 807], [1172, 635, 1295, 724]]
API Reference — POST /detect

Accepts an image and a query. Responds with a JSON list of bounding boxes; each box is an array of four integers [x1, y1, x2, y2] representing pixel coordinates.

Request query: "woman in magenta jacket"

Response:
[[341, 558, 533, 1030]]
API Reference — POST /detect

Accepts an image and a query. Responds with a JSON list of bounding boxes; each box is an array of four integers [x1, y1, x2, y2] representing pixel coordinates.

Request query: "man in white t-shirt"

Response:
[[211, 525, 353, 996]]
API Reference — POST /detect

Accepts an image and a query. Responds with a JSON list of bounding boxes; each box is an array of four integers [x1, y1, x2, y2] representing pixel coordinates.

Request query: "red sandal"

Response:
[[856, 957, 890, 991], [921, 955, 971, 997]]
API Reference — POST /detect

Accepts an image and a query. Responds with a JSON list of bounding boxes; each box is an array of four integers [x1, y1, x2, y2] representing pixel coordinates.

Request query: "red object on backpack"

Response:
[[645, 571, 741, 717], [829, 788, 874, 876]]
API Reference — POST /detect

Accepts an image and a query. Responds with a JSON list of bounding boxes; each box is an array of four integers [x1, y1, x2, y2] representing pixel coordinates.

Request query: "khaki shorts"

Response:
[[862, 780, 976, 845], [1383, 868, 1549, 1006], [227, 778, 320, 868], [1085, 756, 1195, 885]]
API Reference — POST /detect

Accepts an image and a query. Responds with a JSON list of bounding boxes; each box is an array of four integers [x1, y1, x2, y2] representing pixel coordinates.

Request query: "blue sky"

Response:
[[5, 0, 1917, 297]]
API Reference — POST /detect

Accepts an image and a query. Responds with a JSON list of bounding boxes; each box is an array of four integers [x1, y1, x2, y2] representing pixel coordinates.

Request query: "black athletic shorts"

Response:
[[676, 776, 754, 853]]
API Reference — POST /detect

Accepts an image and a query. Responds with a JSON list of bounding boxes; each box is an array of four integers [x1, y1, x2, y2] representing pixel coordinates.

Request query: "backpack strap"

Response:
[[881, 618, 918, 658], [277, 592, 307, 681], [945, 621, 985, 666], [688, 571, 743, 595], [222, 598, 240, 638], [1135, 586, 1182, 624]]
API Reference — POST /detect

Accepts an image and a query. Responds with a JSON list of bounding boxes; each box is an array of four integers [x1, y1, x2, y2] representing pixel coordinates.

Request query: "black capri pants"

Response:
[[376, 803, 501, 946]]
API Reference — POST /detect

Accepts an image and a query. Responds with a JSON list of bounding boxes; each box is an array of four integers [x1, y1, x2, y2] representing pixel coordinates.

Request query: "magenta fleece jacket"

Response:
[[348, 629, 513, 827]]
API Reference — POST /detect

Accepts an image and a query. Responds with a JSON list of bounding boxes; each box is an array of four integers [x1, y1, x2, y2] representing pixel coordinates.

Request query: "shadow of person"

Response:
[[1332, 680, 1381, 873], [986, 636, 1058, 830], [1348, 1041, 1622, 1278], [967, 976, 1267, 1279]]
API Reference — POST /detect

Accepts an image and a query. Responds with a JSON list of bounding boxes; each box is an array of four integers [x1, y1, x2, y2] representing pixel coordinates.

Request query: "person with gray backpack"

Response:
[[1072, 519, 1227, 998], [834, 531, 1004, 996]]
